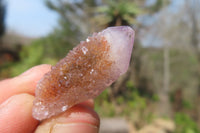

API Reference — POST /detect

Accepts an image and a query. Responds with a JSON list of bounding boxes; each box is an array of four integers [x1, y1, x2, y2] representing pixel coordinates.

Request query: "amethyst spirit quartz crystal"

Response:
[[32, 26, 135, 120]]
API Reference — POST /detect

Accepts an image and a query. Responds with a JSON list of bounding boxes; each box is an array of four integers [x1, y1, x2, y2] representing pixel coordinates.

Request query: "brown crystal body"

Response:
[[33, 26, 135, 120], [33, 34, 119, 120]]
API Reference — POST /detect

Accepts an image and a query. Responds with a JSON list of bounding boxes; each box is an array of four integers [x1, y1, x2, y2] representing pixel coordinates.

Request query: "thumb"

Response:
[[35, 101, 100, 133]]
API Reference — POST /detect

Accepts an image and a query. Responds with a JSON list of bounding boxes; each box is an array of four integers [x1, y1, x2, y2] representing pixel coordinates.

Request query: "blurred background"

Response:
[[0, 0, 200, 132]]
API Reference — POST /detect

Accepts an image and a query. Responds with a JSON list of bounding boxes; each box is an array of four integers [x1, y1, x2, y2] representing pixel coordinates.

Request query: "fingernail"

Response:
[[52, 123, 99, 133]]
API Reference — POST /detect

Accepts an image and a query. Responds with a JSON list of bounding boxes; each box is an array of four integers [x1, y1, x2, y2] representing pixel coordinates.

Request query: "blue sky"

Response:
[[6, 0, 59, 37], [5, 0, 182, 38]]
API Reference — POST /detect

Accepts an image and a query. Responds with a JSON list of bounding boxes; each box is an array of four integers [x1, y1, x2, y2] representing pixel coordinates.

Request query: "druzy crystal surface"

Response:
[[32, 26, 135, 120]]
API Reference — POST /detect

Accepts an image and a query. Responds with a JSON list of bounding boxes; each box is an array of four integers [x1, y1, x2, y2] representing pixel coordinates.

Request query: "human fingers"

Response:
[[35, 100, 100, 133], [80, 99, 94, 108], [0, 64, 51, 104], [0, 93, 39, 133]]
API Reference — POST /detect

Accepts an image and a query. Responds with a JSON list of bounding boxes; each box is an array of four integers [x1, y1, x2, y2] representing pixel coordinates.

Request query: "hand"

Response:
[[0, 64, 100, 133]]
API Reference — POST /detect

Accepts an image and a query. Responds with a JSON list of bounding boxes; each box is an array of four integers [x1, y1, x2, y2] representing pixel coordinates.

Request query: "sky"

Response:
[[140, 0, 184, 47], [6, 0, 59, 37], [5, 0, 183, 38]]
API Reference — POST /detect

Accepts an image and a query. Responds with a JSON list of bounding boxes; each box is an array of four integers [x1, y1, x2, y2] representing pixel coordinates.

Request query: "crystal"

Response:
[[32, 26, 135, 120], [86, 38, 90, 42]]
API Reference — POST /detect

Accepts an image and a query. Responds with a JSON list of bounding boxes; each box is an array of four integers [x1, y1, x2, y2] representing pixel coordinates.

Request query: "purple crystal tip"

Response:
[[101, 26, 135, 74]]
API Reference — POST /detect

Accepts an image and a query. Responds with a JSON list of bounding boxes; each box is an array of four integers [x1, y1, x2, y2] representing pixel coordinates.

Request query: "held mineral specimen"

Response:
[[32, 26, 135, 120]]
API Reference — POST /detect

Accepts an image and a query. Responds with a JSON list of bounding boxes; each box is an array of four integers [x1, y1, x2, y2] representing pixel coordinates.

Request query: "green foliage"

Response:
[[95, 89, 116, 117], [149, 0, 170, 13], [116, 96, 124, 104], [41, 30, 74, 59], [145, 112, 156, 124], [97, 1, 141, 17], [188, 54, 198, 65], [182, 100, 193, 110], [174, 113, 200, 133], [152, 94, 159, 102], [95, 80, 150, 123], [128, 91, 147, 110], [1, 38, 60, 77], [94, 0, 142, 27], [126, 80, 135, 90], [11, 26, 76, 76], [10, 41, 44, 76], [125, 80, 147, 110], [95, 100, 116, 117], [95, 89, 110, 104]]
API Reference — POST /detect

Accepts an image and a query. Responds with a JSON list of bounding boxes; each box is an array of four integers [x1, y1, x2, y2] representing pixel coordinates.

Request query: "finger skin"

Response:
[[0, 94, 39, 133], [0, 64, 51, 104], [0, 64, 100, 133], [80, 99, 94, 108], [35, 103, 100, 133]]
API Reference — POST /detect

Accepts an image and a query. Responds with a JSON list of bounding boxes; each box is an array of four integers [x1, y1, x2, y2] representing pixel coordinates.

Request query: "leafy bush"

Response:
[[0, 39, 60, 78], [182, 100, 193, 110], [95, 80, 150, 123], [10, 41, 44, 76], [10, 39, 61, 76], [174, 113, 200, 133], [95, 89, 116, 117]]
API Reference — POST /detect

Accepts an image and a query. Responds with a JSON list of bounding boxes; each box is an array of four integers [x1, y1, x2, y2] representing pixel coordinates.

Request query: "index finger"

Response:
[[0, 64, 51, 104]]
